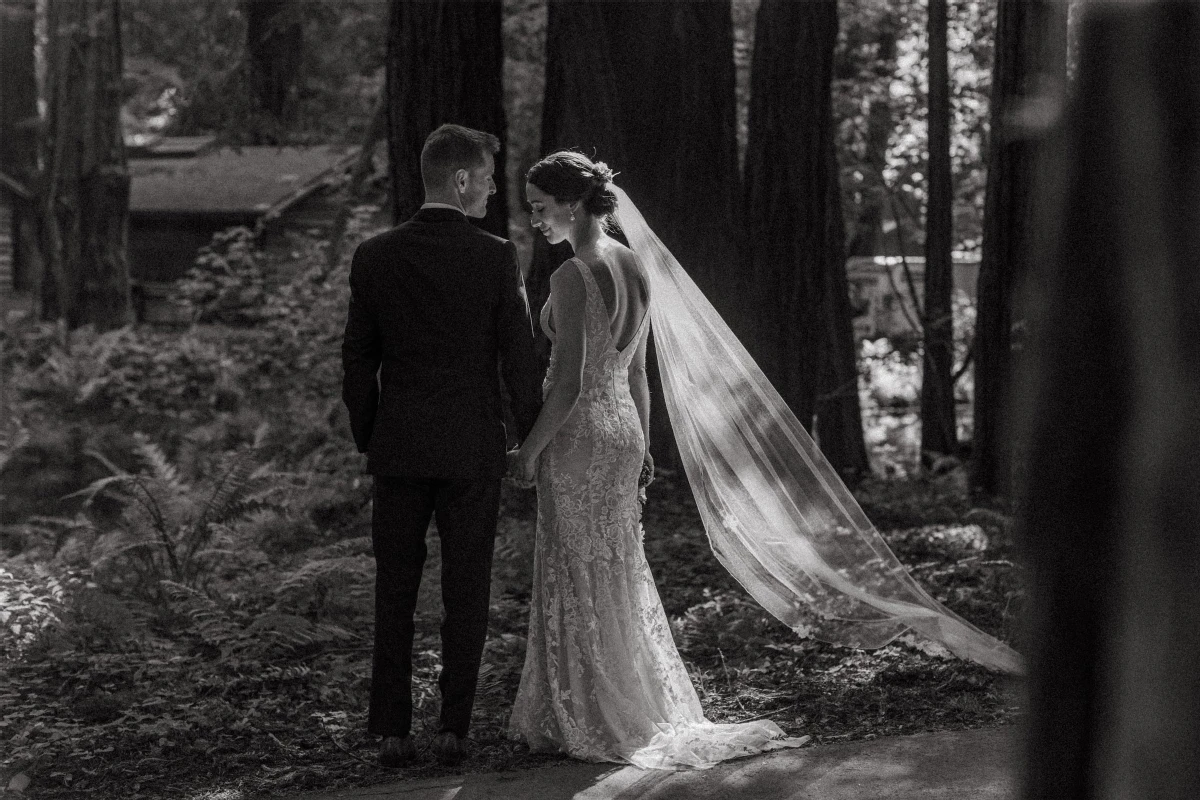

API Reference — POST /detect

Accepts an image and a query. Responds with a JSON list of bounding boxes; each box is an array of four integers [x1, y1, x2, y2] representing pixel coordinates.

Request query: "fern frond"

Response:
[[132, 433, 187, 494], [90, 532, 168, 567], [305, 537, 373, 560], [61, 473, 137, 507], [83, 447, 129, 478], [160, 579, 242, 646], [202, 448, 258, 525]]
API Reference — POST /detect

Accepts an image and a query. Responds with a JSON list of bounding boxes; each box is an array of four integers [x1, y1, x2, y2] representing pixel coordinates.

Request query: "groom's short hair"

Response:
[[421, 124, 500, 189]]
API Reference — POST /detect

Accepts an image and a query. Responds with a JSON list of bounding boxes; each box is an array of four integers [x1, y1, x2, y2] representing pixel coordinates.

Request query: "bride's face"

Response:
[[526, 183, 572, 244]]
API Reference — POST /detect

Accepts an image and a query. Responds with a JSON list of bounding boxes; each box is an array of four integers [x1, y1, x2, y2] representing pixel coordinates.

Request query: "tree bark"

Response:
[[1019, 5, 1200, 798], [972, 0, 1068, 497], [39, 0, 132, 330], [846, 12, 899, 258], [0, 0, 37, 292], [385, 0, 508, 237], [534, 0, 741, 469], [243, 0, 303, 126], [744, 0, 867, 479], [816, 137, 871, 480], [0, 0, 37, 182], [920, 0, 957, 458]]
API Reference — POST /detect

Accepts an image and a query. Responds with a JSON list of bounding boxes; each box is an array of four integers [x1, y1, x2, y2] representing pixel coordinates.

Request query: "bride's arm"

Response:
[[518, 266, 587, 463], [629, 326, 651, 455]]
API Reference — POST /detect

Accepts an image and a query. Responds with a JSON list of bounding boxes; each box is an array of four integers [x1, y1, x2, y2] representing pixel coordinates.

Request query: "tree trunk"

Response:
[[385, 0, 507, 237], [816, 138, 871, 481], [243, 0, 303, 127], [971, 0, 1068, 497], [744, 0, 867, 479], [534, 0, 741, 469], [847, 13, 898, 258], [39, 0, 131, 330], [1019, 5, 1200, 798], [0, 0, 37, 182], [920, 0, 957, 459]]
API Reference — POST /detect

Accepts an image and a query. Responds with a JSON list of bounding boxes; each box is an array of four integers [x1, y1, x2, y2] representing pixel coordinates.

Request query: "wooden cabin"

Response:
[[845, 255, 981, 340]]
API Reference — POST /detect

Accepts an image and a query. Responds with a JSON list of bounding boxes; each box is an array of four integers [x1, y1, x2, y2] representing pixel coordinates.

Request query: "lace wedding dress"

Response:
[[507, 257, 806, 769]]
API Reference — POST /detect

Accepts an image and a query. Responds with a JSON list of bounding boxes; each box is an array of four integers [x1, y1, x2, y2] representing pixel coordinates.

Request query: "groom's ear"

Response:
[[454, 168, 470, 192]]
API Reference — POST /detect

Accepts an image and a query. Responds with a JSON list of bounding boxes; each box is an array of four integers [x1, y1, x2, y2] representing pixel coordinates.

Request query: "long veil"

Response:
[[612, 186, 1023, 675]]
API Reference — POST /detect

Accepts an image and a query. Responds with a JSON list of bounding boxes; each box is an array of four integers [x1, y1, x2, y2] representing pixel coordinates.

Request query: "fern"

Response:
[[131, 433, 186, 495], [273, 552, 375, 620], [160, 580, 245, 655], [59, 436, 296, 603]]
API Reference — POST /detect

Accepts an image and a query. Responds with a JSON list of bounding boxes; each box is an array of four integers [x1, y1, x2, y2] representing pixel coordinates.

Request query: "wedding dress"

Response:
[[507, 257, 807, 769], [510, 186, 1021, 769]]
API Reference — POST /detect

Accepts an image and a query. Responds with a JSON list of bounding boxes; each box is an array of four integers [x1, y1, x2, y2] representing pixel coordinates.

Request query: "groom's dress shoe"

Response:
[[379, 735, 416, 767], [431, 731, 466, 766]]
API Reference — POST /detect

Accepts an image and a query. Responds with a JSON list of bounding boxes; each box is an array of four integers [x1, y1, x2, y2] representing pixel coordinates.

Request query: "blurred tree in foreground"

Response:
[[38, 0, 132, 330], [972, 0, 1068, 498], [744, 0, 868, 480], [385, 0, 508, 236], [1019, 3, 1200, 798]]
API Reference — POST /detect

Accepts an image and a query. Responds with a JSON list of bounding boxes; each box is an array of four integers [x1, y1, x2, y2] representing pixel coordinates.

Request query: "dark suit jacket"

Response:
[[341, 208, 543, 478]]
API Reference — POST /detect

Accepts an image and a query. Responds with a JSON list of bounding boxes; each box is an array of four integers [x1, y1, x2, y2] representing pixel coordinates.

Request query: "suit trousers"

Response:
[[367, 474, 500, 739]]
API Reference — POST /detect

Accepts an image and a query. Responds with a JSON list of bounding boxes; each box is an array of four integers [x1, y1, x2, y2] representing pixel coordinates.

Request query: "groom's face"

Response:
[[458, 151, 497, 219]]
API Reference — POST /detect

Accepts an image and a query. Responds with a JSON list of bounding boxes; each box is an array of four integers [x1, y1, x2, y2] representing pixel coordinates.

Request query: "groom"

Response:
[[341, 124, 542, 767]]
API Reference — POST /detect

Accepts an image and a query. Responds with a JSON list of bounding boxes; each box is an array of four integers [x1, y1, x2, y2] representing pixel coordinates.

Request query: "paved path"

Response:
[[282, 726, 1018, 800]]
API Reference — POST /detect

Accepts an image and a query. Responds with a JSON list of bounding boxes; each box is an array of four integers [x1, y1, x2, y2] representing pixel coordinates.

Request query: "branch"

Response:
[[952, 337, 975, 384]]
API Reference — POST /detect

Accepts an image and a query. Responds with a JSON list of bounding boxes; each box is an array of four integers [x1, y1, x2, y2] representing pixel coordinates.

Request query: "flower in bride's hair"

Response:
[[593, 160, 617, 184]]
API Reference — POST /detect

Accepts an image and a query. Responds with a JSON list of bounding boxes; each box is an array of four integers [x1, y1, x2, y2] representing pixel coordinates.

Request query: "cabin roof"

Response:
[[129, 143, 357, 221]]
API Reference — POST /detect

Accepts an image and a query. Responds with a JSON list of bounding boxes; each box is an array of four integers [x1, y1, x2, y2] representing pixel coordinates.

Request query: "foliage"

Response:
[[858, 291, 976, 476], [0, 563, 76, 661], [0, 473, 1022, 798], [121, 0, 385, 145], [169, 227, 271, 326], [835, 0, 996, 255], [7, 323, 239, 422], [57, 435, 290, 602]]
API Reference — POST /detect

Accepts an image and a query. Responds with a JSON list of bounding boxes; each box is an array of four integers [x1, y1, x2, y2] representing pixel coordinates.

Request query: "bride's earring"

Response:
[[570, 211, 576, 222]]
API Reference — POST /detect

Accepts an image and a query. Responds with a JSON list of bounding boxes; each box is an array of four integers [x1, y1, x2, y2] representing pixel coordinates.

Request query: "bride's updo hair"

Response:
[[526, 151, 619, 221]]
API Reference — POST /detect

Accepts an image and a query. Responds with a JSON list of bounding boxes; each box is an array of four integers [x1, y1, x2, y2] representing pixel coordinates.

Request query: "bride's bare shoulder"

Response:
[[602, 242, 644, 276]]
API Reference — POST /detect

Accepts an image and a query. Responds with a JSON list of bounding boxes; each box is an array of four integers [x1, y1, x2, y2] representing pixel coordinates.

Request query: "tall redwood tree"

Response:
[[39, 0, 132, 330], [920, 0, 957, 459], [386, 0, 507, 237], [743, 0, 868, 479], [972, 0, 1068, 497], [243, 0, 303, 128], [0, 0, 38, 292], [531, 0, 741, 468]]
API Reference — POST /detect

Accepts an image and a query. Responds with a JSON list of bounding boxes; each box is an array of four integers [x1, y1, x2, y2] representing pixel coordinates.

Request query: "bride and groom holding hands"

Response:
[[342, 124, 1020, 771]]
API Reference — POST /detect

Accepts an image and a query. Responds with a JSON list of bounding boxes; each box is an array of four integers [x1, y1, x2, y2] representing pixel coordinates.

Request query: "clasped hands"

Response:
[[506, 447, 539, 488]]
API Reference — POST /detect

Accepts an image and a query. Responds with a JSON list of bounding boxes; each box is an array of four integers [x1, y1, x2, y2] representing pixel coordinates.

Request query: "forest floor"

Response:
[[0, 468, 1025, 800]]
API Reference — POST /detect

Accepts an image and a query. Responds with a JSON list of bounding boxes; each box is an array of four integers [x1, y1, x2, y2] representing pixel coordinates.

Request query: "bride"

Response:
[[506, 151, 1020, 770]]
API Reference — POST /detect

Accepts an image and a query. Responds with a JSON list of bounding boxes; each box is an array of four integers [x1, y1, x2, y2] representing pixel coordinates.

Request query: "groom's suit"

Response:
[[342, 206, 542, 739]]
